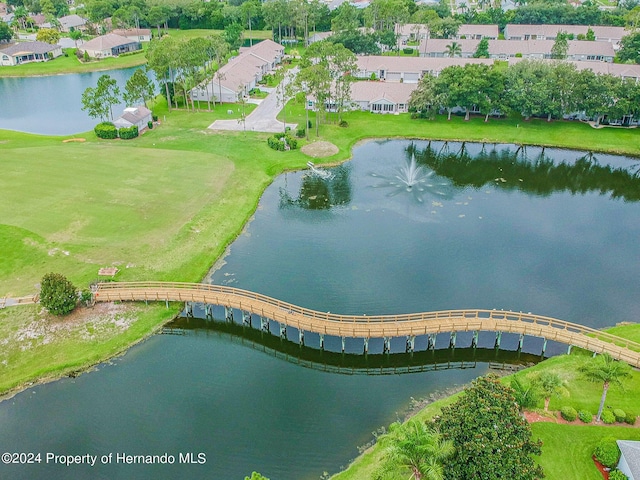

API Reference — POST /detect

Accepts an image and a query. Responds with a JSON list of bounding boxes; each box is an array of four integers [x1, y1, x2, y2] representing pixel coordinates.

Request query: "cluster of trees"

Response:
[[410, 60, 640, 123], [293, 41, 357, 136], [145, 34, 229, 112], [81, 69, 154, 122], [377, 356, 632, 480]]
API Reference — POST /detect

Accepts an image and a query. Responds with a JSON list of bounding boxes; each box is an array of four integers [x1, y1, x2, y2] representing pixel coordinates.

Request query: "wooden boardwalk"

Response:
[[94, 281, 640, 367]]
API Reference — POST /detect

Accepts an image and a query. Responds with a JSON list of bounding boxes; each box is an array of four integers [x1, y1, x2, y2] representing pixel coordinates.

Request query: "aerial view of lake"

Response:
[[0, 139, 638, 479]]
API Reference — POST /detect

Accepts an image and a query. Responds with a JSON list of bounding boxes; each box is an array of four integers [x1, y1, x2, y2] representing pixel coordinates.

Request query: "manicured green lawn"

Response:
[[532, 423, 640, 480], [0, 47, 148, 78]]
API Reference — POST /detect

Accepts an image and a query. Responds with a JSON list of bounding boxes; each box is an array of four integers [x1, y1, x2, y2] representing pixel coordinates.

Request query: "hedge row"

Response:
[[94, 122, 139, 140]]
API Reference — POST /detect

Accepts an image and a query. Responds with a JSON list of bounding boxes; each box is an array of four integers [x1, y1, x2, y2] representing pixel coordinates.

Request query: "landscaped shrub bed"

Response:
[[578, 410, 593, 423], [94, 122, 117, 139], [560, 406, 577, 422], [594, 437, 621, 468], [625, 413, 637, 425], [118, 125, 139, 140], [267, 134, 298, 151], [613, 409, 627, 423], [609, 469, 628, 480], [601, 410, 616, 424]]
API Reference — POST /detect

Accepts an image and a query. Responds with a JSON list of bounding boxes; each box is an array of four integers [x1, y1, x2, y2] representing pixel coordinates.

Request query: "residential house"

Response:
[[191, 40, 284, 104], [350, 81, 417, 113], [504, 24, 627, 44], [617, 440, 640, 480], [80, 33, 141, 58], [58, 14, 87, 33], [29, 14, 49, 29], [395, 23, 430, 46], [308, 31, 333, 44], [112, 28, 152, 42], [0, 41, 62, 66], [355, 55, 493, 82], [420, 38, 615, 62], [113, 105, 152, 131], [456, 24, 499, 40]]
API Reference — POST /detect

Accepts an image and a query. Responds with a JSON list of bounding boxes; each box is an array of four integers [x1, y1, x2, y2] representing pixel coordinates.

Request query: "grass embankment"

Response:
[[2, 97, 640, 398], [331, 325, 640, 480]]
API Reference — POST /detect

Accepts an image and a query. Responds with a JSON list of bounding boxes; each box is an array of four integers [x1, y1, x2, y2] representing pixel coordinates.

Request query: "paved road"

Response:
[[208, 67, 299, 133]]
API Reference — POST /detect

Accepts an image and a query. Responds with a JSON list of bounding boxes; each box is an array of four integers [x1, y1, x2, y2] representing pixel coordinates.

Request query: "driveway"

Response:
[[208, 67, 299, 133]]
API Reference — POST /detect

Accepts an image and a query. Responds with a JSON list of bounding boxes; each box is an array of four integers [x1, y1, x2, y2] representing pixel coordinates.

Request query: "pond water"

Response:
[[1, 140, 639, 480], [0, 67, 150, 135]]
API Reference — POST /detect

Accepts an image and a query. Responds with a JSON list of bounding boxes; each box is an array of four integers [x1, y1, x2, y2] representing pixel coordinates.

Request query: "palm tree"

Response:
[[580, 353, 632, 422], [534, 372, 563, 412], [510, 377, 540, 412], [379, 419, 454, 480], [445, 42, 462, 58]]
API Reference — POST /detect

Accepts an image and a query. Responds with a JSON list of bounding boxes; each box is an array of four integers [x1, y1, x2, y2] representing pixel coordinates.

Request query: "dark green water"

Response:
[[1, 140, 639, 480]]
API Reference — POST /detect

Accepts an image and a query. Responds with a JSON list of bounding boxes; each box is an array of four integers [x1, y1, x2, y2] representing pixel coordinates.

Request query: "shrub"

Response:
[[267, 134, 298, 151], [339, 120, 349, 127], [152, 115, 158, 122], [295, 127, 306, 138], [609, 470, 628, 480], [578, 410, 593, 423], [80, 289, 93, 306], [601, 410, 616, 424], [40, 273, 77, 316], [515, 53, 523, 58], [403, 47, 413, 54], [613, 409, 626, 423], [594, 437, 620, 468], [118, 125, 139, 140], [147, 120, 153, 129], [94, 122, 117, 139], [83, 50, 89, 62], [560, 406, 577, 422], [308, 120, 312, 128], [625, 413, 636, 425]]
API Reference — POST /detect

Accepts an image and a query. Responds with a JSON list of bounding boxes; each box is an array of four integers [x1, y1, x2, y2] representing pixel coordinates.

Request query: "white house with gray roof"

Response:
[[618, 440, 640, 480], [504, 24, 627, 44], [113, 105, 152, 131], [80, 33, 141, 58], [0, 41, 62, 66], [58, 14, 88, 33]]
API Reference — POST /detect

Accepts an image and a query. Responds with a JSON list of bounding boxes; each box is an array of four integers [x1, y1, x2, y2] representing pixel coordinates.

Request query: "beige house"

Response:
[[350, 81, 417, 113], [0, 41, 62, 66], [504, 24, 627, 44], [420, 38, 615, 62], [58, 14, 88, 33], [112, 28, 152, 42], [80, 33, 141, 58], [191, 39, 284, 104], [355, 55, 493, 82], [456, 24, 499, 40]]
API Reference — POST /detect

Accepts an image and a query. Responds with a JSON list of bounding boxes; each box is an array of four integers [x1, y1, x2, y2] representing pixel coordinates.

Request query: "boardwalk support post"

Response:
[[205, 305, 213, 318], [518, 333, 524, 351], [319, 334, 325, 350], [428, 334, 436, 350], [165, 299, 169, 309], [449, 332, 456, 349], [341, 336, 346, 353], [242, 311, 251, 326], [225, 306, 233, 322], [567, 344, 573, 355], [495, 331, 502, 348], [406, 335, 415, 353], [363, 337, 369, 355], [383, 337, 390, 354], [541, 338, 548, 356], [471, 330, 479, 348], [260, 316, 270, 333], [185, 302, 193, 317], [299, 329, 304, 346], [280, 323, 287, 340]]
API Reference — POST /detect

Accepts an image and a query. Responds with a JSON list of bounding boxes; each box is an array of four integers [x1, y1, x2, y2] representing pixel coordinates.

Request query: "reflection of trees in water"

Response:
[[279, 164, 352, 210], [409, 142, 640, 202]]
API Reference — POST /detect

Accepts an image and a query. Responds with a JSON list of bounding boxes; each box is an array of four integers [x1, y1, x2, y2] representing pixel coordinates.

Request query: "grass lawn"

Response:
[[165, 28, 273, 42], [532, 423, 640, 480], [0, 47, 148, 78]]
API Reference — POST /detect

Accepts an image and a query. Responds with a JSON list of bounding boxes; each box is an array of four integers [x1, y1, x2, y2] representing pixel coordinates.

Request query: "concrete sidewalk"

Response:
[[208, 67, 299, 133]]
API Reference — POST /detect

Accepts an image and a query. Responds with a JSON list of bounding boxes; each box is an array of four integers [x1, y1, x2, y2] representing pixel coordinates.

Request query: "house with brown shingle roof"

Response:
[[351, 81, 417, 113], [456, 24, 499, 40], [81, 33, 141, 58], [0, 41, 62, 66], [58, 14, 88, 33], [355, 55, 494, 82], [191, 39, 284, 104], [113, 105, 152, 130]]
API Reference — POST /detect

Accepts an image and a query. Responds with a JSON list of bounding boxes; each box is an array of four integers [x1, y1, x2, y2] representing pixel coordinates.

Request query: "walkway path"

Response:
[[208, 67, 299, 133], [93, 281, 640, 367]]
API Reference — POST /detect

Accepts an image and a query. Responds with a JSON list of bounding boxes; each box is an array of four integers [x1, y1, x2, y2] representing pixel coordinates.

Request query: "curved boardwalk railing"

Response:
[[94, 282, 640, 367]]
